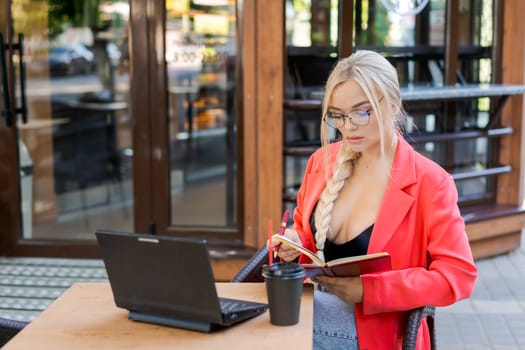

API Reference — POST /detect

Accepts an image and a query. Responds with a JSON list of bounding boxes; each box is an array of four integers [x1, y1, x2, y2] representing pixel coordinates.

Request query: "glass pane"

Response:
[[284, 1, 332, 212], [285, 0, 338, 99], [14, 0, 132, 239], [166, 0, 237, 227], [354, 0, 447, 86], [456, 0, 494, 84]]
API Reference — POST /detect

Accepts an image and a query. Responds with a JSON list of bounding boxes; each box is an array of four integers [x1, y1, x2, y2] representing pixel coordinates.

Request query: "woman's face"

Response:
[[328, 79, 388, 154]]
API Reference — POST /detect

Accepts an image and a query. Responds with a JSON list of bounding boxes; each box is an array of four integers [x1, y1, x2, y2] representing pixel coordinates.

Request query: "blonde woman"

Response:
[[272, 50, 477, 349]]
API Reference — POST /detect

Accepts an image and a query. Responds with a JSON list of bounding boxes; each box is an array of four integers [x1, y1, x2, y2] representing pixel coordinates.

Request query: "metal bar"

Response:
[[0, 32, 12, 127], [16, 33, 27, 123], [451, 165, 511, 181], [407, 127, 513, 144]]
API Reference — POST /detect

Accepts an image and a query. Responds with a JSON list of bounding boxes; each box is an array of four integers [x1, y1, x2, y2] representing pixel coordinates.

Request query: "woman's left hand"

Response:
[[312, 275, 364, 303]]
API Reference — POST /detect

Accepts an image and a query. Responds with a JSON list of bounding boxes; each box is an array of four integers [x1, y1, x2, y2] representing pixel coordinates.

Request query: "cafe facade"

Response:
[[1, 0, 525, 280]]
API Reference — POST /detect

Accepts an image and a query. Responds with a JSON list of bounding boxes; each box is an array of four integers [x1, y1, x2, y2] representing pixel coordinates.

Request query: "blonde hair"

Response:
[[313, 50, 407, 261]]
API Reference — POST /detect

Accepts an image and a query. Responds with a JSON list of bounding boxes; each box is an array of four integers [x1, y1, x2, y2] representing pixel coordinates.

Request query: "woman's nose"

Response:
[[343, 120, 356, 130]]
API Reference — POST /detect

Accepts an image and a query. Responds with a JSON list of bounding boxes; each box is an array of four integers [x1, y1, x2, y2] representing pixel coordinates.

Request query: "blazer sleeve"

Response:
[[361, 173, 478, 314]]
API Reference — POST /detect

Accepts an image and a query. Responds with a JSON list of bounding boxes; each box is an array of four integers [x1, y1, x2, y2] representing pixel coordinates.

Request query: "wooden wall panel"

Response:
[[240, 1, 257, 248], [150, 0, 171, 232], [338, 0, 354, 57], [498, 0, 525, 206], [130, 0, 154, 232], [468, 231, 522, 260], [444, 0, 459, 85], [254, 1, 284, 247], [212, 259, 247, 282], [466, 213, 525, 241]]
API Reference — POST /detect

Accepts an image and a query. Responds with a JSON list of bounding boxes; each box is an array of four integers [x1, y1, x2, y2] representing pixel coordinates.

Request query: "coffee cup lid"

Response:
[[262, 262, 305, 278]]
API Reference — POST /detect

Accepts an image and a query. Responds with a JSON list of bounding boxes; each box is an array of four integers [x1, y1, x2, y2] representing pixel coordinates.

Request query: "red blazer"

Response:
[[293, 135, 477, 350]]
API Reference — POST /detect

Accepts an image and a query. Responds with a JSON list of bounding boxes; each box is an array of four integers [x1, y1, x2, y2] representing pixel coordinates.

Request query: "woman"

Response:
[[272, 50, 477, 349]]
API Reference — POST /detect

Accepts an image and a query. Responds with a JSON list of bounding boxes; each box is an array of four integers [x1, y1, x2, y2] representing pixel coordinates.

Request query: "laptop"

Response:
[[95, 229, 268, 332]]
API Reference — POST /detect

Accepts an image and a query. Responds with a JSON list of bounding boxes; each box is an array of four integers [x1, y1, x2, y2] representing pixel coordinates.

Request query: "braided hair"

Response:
[[313, 50, 407, 261]]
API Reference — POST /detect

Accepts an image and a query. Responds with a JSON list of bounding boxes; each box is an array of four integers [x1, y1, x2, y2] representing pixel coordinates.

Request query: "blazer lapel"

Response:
[[369, 136, 417, 253]]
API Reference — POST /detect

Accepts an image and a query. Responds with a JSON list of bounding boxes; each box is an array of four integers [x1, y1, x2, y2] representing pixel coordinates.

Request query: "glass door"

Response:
[[2, 0, 260, 256], [157, 0, 239, 236], [0, 0, 133, 255]]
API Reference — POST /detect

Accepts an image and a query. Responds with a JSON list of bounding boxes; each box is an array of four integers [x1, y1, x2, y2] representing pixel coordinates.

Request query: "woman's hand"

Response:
[[312, 275, 364, 303], [266, 228, 302, 262]]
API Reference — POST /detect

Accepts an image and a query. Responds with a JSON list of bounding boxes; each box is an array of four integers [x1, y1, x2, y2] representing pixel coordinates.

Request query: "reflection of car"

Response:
[[49, 44, 95, 76]]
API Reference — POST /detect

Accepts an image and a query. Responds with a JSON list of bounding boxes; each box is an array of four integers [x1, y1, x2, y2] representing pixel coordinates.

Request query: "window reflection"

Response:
[[15, 0, 132, 240], [284, 0, 497, 207], [166, 0, 237, 227]]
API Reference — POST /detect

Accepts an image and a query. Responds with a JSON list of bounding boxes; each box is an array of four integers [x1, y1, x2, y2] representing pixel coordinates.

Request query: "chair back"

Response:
[[0, 317, 28, 347], [402, 305, 436, 350], [231, 245, 269, 282]]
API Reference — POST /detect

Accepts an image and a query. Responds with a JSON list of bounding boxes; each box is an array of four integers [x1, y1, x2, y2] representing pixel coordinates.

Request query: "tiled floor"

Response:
[[0, 257, 108, 322], [436, 237, 525, 350]]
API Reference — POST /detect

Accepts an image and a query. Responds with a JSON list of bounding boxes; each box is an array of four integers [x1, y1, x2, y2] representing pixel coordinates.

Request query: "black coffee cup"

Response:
[[262, 262, 305, 326]]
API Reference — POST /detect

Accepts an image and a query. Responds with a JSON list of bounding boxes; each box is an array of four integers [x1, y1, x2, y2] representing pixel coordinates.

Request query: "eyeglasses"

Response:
[[323, 108, 372, 128], [323, 97, 383, 128]]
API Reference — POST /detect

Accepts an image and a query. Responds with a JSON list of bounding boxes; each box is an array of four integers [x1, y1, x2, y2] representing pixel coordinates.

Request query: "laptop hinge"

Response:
[[129, 311, 214, 332]]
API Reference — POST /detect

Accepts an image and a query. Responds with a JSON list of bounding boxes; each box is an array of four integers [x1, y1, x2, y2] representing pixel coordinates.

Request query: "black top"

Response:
[[310, 204, 373, 262], [323, 224, 373, 262]]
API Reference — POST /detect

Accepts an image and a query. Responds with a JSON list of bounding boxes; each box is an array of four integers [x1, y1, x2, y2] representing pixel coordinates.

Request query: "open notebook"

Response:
[[95, 229, 268, 332]]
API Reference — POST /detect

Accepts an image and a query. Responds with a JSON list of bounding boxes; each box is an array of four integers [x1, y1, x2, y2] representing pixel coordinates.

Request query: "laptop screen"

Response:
[[95, 230, 224, 325]]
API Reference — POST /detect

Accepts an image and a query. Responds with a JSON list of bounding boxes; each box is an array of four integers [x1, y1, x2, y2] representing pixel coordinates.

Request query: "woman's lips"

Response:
[[345, 136, 364, 144]]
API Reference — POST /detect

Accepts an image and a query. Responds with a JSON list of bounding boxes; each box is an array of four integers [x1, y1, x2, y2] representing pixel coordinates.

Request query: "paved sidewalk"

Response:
[[437, 238, 525, 349]]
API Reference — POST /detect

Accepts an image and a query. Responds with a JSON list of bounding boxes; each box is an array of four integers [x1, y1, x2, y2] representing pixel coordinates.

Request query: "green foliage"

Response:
[[12, 0, 104, 40], [48, 0, 104, 37], [354, 0, 389, 46], [12, 0, 49, 37], [292, 0, 311, 14]]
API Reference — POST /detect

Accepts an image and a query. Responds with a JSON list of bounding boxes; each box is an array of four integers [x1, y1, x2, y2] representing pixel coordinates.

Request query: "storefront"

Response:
[[1, 1, 524, 279]]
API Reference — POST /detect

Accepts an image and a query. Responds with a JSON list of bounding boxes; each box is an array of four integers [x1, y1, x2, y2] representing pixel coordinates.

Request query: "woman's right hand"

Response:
[[267, 228, 302, 262]]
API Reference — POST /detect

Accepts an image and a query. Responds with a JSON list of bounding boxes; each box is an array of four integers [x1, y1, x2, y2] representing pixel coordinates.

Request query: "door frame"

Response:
[[130, 0, 284, 249]]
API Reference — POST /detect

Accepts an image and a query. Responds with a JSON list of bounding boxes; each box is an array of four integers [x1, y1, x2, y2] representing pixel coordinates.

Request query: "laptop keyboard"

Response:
[[219, 297, 263, 313]]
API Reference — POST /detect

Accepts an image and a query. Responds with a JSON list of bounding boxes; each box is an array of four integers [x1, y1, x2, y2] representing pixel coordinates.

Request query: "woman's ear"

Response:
[[391, 103, 400, 116], [388, 102, 401, 130]]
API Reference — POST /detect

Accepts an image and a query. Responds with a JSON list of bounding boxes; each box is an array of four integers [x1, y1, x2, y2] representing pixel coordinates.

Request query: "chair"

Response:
[[232, 246, 436, 350], [402, 305, 436, 350], [51, 99, 127, 226], [0, 317, 28, 347], [231, 245, 269, 283]]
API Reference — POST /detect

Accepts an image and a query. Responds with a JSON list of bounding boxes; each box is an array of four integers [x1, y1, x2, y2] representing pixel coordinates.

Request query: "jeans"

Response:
[[313, 286, 359, 350]]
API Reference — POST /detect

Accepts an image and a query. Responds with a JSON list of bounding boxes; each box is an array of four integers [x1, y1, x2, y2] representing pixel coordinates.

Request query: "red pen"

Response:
[[275, 209, 290, 254], [268, 219, 273, 265]]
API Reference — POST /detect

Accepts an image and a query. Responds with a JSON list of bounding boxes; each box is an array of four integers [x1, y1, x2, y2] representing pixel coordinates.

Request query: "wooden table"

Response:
[[4, 282, 313, 349]]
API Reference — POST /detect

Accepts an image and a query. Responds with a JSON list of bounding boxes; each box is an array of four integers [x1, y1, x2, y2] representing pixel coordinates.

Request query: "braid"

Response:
[[314, 144, 359, 262]]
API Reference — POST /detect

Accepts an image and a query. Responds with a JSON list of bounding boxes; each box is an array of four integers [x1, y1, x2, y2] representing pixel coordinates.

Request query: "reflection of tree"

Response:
[[12, 0, 110, 40], [48, 0, 104, 39], [11, 0, 111, 45], [355, 2, 389, 46], [11, 0, 49, 37]]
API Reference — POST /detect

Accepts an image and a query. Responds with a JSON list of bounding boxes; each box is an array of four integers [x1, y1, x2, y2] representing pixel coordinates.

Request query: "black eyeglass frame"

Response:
[[323, 96, 384, 128]]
